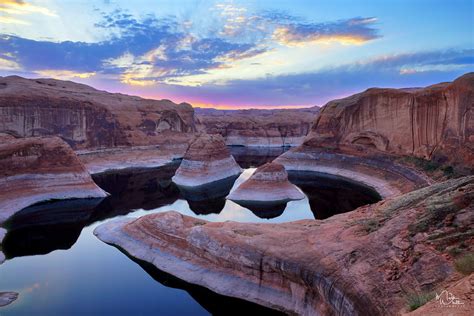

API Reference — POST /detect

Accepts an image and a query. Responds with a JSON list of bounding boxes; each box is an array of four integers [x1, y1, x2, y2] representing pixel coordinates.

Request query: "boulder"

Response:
[[0, 136, 107, 224], [228, 162, 304, 204], [172, 134, 242, 187]]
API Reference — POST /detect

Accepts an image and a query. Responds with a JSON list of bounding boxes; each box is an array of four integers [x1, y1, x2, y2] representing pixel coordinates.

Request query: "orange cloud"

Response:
[[35, 69, 96, 79], [0, 0, 56, 25]]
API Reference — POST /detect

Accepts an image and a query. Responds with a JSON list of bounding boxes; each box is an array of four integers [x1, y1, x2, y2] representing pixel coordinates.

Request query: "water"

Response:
[[0, 148, 380, 315]]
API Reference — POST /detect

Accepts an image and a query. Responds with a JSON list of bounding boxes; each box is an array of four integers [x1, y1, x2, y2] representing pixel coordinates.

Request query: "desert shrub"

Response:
[[405, 291, 435, 311], [454, 253, 474, 275]]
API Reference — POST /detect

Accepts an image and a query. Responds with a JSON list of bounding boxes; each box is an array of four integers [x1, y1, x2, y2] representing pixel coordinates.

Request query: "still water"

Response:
[[0, 147, 380, 315]]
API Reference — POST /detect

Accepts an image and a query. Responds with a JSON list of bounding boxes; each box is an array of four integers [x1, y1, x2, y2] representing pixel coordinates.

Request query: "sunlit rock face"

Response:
[[228, 162, 304, 205], [304, 73, 474, 171], [195, 107, 319, 147], [0, 135, 107, 224], [95, 176, 474, 315], [0, 76, 196, 150], [172, 134, 242, 187]]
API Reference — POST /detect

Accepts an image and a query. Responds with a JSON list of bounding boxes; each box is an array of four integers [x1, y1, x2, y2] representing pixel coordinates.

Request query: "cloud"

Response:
[[34, 69, 96, 80], [0, 0, 57, 25], [273, 17, 380, 46], [152, 48, 473, 107]]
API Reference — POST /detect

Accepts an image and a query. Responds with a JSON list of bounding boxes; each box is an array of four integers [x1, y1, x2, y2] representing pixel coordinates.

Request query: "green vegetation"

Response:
[[405, 291, 435, 311], [401, 156, 457, 178], [358, 218, 380, 233], [454, 253, 474, 275]]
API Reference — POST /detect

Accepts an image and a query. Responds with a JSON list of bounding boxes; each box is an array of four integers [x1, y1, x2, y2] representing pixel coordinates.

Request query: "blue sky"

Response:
[[0, 0, 472, 108]]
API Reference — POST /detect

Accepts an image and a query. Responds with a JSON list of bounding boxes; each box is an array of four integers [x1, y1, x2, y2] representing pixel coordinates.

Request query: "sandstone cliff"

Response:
[[0, 135, 107, 224], [0, 76, 196, 150], [195, 107, 319, 147], [303, 73, 474, 170]]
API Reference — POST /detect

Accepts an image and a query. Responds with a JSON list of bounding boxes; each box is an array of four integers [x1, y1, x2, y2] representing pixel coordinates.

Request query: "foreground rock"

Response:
[[228, 162, 304, 204], [172, 134, 242, 187], [95, 176, 473, 315], [405, 274, 473, 316], [0, 76, 195, 150], [195, 107, 319, 147], [0, 135, 107, 224], [0, 292, 18, 307]]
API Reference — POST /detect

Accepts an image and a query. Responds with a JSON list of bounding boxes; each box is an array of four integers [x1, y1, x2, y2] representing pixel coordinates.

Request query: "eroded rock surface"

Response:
[[0, 135, 107, 224], [228, 162, 304, 203], [95, 175, 474, 316], [172, 134, 242, 187], [0, 292, 18, 307], [304, 73, 474, 171], [195, 107, 319, 147], [0, 76, 195, 150]]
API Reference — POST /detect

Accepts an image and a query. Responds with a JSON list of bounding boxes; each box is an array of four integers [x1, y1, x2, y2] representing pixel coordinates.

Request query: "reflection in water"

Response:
[[288, 171, 381, 219], [92, 163, 180, 219], [2, 199, 101, 259], [232, 201, 287, 219], [176, 175, 239, 215], [129, 254, 285, 316], [229, 146, 288, 168], [0, 150, 381, 315]]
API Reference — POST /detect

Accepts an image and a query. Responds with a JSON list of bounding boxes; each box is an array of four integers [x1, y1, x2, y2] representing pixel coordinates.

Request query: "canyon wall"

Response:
[[0, 76, 196, 150], [195, 107, 319, 147], [303, 73, 474, 169]]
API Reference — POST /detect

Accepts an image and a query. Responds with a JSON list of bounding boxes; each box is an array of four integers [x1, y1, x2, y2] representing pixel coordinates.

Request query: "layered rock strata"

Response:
[[0, 135, 107, 224], [95, 175, 473, 315], [0, 76, 195, 150], [275, 148, 431, 198], [77, 141, 188, 175], [172, 134, 242, 187], [228, 162, 304, 203], [303, 73, 474, 171], [195, 107, 319, 147]]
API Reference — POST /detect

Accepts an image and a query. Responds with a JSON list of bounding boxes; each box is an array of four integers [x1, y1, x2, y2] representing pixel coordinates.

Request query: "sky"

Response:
[[0, 0, 473, 109]]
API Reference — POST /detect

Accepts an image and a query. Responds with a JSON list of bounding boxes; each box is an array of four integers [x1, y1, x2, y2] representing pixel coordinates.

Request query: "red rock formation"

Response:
[[0, 76, 195, 150], [228, 162, 305, 203], [95, 175, 473, 316], [172, 134, 241, 187], [304, 73, 474, 170], [195, 107, 319, 147], [0, 135, 107, 224]]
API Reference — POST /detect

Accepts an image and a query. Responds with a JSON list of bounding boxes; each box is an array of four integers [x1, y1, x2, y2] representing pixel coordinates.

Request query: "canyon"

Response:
[[1, 73, 473, 315]]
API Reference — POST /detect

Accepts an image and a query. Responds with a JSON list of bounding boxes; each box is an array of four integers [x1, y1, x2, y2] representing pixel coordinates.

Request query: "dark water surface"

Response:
[[0, 147, 380, 315]]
